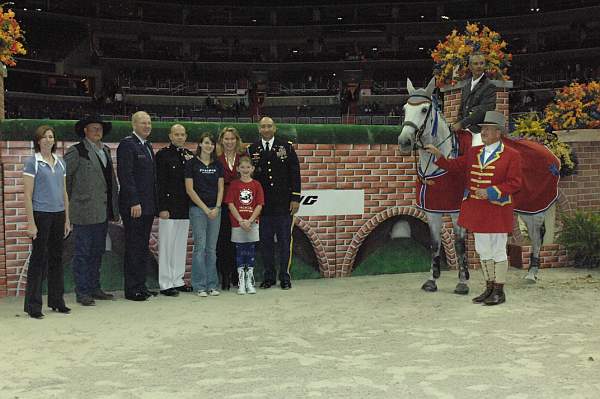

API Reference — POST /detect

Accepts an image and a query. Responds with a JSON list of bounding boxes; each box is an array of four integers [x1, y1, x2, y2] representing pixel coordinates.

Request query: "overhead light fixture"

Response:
[[372, 47, 378, 51], [418, 47, 424, 50], [292, 49, 298, 54], [420, 15, 425, 19], [441, 15, 449, 20]]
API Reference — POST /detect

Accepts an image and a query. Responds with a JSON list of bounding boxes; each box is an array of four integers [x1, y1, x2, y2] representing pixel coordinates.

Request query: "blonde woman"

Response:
[[216, 127, 244, 289]]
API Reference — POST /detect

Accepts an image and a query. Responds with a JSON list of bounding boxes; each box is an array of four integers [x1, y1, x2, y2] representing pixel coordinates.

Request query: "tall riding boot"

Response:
[[237, 268, 246, 295], [484, 283, 506, 305], [245, 267, 256, 295]]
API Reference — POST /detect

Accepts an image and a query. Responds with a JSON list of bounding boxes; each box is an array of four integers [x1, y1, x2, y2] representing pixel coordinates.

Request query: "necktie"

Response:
[[264, 142, 270, 153]]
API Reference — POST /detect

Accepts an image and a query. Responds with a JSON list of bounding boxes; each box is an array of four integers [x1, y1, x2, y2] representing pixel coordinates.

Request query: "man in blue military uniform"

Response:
[[117, 111, 159, 301], [248, 116, 301, 290]]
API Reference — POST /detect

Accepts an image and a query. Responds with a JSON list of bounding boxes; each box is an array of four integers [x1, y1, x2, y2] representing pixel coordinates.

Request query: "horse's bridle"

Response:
[[401, 94, 457, 184], [400, 94, 434, 150]]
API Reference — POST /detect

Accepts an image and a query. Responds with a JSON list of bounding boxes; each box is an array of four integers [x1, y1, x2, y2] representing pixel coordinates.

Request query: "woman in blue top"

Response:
[[23, 125, 71, 319], [185, 132, 224, 297]]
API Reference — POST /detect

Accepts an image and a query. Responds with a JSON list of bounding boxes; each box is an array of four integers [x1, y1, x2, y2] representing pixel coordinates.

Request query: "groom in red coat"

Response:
[[425, 111, 522, 305]]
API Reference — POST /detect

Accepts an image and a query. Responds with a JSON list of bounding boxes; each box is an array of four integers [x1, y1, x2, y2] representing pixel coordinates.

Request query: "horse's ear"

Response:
[[425, 77, 436, 97], [407, 78, 416, 95]]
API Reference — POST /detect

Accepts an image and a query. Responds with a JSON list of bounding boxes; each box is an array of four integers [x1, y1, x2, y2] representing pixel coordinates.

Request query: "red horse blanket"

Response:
[[415, 130, 560, 214]]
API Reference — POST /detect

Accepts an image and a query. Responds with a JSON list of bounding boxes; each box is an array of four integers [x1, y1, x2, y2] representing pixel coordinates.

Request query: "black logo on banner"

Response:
[[300, 195, 318, 205]]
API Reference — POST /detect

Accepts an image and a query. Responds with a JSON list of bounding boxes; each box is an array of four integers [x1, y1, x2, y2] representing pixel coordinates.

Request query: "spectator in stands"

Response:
[[185, 133, 224, 297], [23, 125, 71, 318], [65, 116, 119, 307], [216, 127, 244, 290], [155, 124, 195, 296]]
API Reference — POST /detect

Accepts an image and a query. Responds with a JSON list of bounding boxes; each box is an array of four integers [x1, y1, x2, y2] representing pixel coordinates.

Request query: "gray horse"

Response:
[[398, 78, 554, 292]]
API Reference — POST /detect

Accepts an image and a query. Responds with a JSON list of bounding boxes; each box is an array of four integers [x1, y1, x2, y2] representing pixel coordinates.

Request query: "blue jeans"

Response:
[[71, 221, 108, 298], [190, 206, 220, 292]]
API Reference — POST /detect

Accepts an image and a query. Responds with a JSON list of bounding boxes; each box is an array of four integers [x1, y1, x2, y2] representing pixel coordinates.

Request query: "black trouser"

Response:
[[216, 207, 236, 287], [24, 211, 65, 314], [121, 213, 154, 296], [259, 213, 292, 283]]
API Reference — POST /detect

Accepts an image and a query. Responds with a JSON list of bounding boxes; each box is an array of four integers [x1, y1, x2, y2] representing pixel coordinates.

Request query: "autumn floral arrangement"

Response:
[[431, 22, 511, 88], [0, 5, 26, 67], [512, 113, 576, 176], [543, 81, 600, 130]]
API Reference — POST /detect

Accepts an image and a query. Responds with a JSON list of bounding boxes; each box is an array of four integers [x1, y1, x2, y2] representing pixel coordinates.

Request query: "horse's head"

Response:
[[398, 77, 436, 152]]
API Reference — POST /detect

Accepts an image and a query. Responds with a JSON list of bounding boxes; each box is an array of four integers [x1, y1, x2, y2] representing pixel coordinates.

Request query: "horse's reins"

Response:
[[402, 94, 455, 186]]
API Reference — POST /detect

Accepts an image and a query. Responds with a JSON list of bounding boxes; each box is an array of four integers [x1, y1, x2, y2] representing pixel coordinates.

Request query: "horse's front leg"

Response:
[[450, 213, 469, 295], [421, 212, 443, 292], [521, 212, 546, 283]]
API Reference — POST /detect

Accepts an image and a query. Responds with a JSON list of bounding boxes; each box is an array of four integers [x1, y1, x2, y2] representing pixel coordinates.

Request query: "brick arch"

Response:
[[294, 217, 330, 276], [340, 206, 458, 277]]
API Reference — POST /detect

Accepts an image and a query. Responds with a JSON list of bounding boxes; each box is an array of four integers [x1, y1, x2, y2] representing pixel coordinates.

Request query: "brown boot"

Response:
[[472, 281, 494, 304], [484, 283, 506, 306]]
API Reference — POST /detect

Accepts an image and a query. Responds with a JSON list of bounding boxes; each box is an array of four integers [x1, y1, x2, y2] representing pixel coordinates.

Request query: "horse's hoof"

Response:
[[454, 283, 469, 295], [421, 280, 438, 292]]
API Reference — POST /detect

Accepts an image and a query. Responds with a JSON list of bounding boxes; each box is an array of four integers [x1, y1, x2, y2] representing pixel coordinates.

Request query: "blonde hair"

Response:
[[217, 127, 244, 156]]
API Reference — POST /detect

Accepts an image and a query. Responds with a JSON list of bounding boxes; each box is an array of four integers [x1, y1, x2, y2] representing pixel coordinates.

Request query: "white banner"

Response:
[[296, 190, 364, 216]]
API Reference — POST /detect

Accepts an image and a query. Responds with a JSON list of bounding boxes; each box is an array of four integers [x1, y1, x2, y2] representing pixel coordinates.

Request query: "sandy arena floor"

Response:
[[1, 268, 599, 399]]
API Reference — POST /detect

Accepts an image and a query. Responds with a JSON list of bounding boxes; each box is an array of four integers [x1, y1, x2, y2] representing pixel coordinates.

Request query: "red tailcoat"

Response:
[[435, 140, 522, 233]]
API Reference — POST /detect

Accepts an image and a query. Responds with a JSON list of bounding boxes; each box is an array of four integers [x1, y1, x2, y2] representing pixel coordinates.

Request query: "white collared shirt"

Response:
[[261, 137, 274, 151], [483, 141, 501, 163], [471, 73, 484, 91], [132, 131, 147, 144]]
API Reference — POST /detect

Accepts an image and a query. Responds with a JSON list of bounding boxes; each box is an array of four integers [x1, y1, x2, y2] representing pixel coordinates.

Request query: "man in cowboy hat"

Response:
[[65, 115, 119, 306], [425, 111, 523, 305]]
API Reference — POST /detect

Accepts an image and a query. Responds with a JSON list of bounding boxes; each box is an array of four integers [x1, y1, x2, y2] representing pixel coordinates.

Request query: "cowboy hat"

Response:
[[74, 115, 112, 138]]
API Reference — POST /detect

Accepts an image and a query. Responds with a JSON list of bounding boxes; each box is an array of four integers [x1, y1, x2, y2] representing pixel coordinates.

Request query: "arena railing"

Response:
[[98, 114, 404, 126]]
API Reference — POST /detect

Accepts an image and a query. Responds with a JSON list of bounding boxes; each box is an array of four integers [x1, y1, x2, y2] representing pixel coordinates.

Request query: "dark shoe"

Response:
[[77, 296, 96, 306], [421, 279, 437, 292], [175, 285, 193, 293], [28, 312, 45, 319], [50, 305, 71, 314], [484, 284, 506, 306], [143, 289, 158, 297], [160, 288, 179, 297], [92, 289, 114, 300], [125, 292, 149, 301], [280, 281, 292, 290], [260, 280, 276, 289], [454, 282, 469, 295], [472, 281, 494, 304]]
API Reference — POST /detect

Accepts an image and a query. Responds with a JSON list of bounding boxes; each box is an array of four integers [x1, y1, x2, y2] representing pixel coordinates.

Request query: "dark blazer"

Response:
[[65, 139, 119, 225], [155, 144, 194, 219], [457, 75, 497, 133], [117, 134, 158, 216], [248, 137, 301, 216]]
